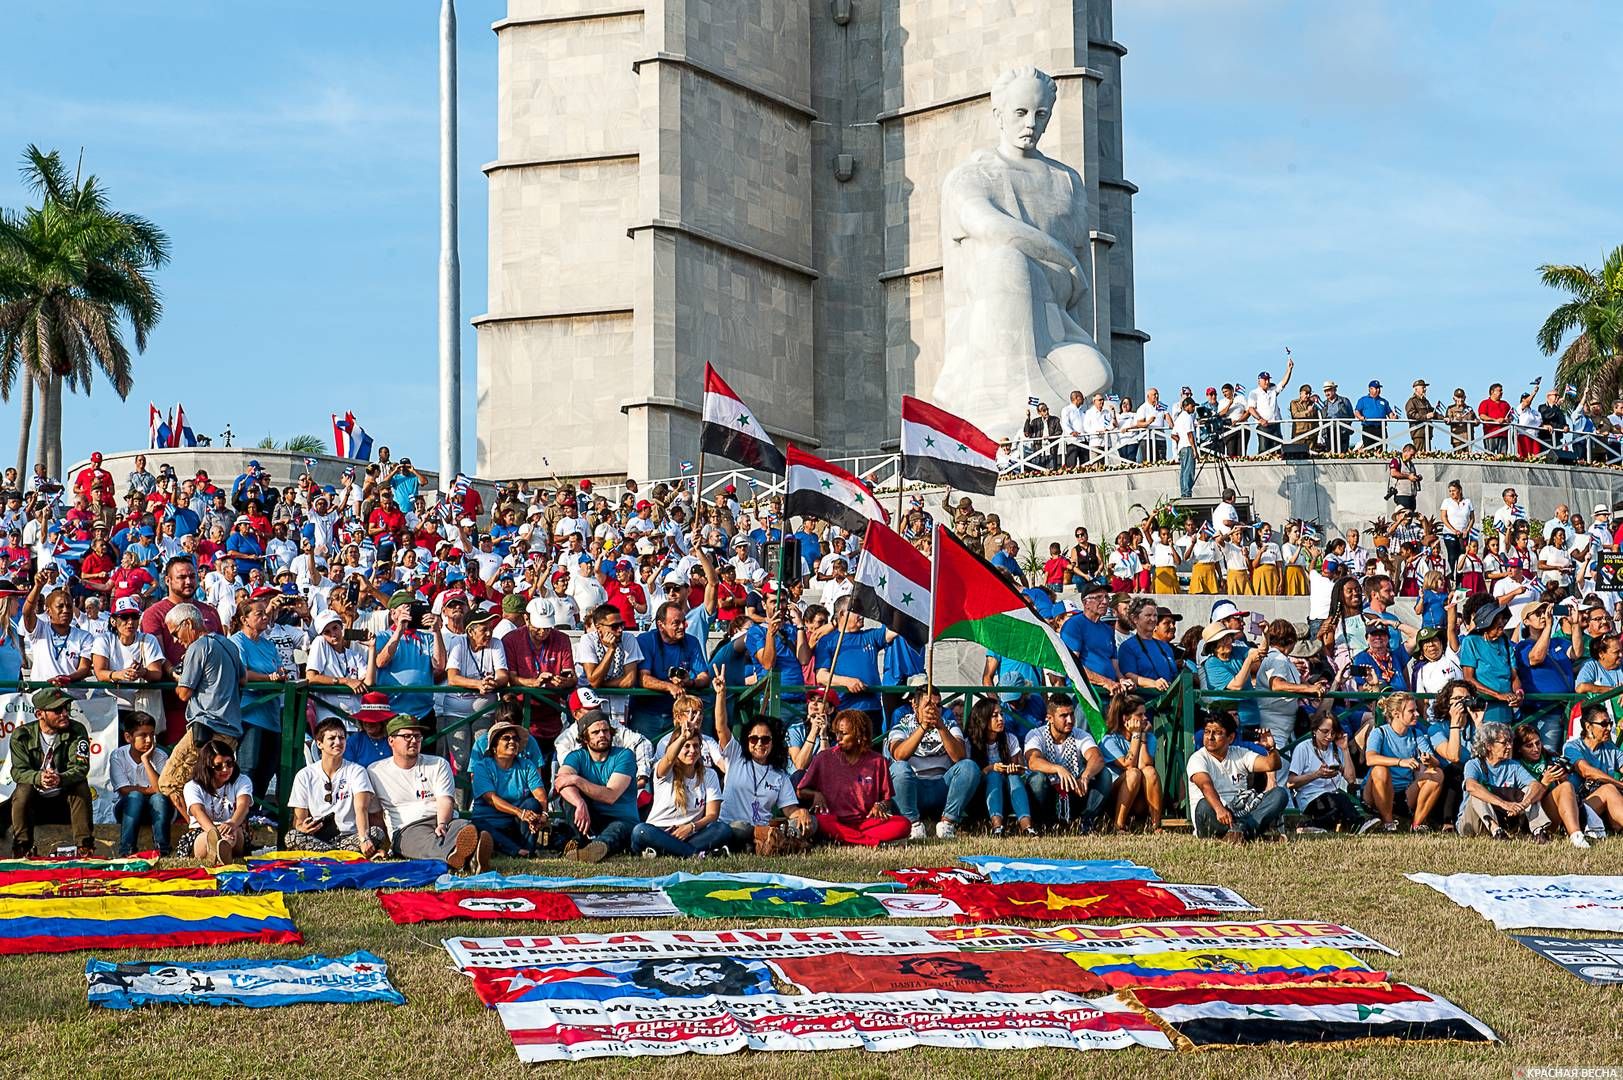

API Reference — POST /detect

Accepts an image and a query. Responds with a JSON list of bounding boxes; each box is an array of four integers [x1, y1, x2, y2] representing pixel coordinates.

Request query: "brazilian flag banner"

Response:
[[664, 880, 890, 920]]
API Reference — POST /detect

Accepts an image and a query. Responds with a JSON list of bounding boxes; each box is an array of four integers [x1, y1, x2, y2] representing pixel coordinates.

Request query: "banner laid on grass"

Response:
[[86, 951, 403, 1009], [216, 859, 446, 894], [469, 959, 776, 1005], [956, 857, 1162, 885], [935, 881, 1256, 924], [1066, 946, 1383, 990], [440, 870, 894, 893], [497, 990, 1172, 1062], [876, 894, 963, 919], [0, 853, 157, 873], [564, 891, 680, 919], [771, 951, 1108, 996], [1407, 873, 1623, 932], [882, 867, 989, 889], [1512, 934, 1623, 985], [1129, 983, 1498, 1047], [663, 880, 890, 921], [381, 890, 584, 925], [949, 921, 1397, 957], [0, 867, 216, 898], [0, 893, 300, 955]]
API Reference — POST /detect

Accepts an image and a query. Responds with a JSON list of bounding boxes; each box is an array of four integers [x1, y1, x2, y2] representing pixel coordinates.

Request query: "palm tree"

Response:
[[256, 434, 327, 454], [1538, 245, 1623, 409], [0, 145, 170, 478]]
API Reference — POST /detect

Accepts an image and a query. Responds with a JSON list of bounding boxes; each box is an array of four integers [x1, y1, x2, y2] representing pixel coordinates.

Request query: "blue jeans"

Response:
[[631, 819, 734, 857], [888, 758, 981, 824], [1178, 446, 1196, 497], [1193, 786, 1288, 839], [473, 795, 544, 856], [1028, 770, 1106, 825], [114, 790, 173, 855], [551, 812, 633, 855], [983, 770, 1033, 823]]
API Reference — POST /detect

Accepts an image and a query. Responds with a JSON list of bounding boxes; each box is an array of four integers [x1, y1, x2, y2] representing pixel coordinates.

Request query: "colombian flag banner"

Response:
[[0, 893, 301, 955], [663, 880, 890, 920]]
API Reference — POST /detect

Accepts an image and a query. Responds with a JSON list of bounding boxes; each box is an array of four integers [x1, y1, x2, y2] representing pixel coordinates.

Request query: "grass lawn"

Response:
[[5, 831, 1622, 1079]]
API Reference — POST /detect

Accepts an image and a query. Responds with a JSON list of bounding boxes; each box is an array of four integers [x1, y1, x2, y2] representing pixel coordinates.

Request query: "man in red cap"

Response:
[[74, 452, 117, 532]]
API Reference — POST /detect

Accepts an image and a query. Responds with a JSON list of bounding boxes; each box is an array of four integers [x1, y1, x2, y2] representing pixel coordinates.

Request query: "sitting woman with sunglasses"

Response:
[[284, 717, 387, 855], [181, 739, 254, 866], [712, 679, 816, 854]]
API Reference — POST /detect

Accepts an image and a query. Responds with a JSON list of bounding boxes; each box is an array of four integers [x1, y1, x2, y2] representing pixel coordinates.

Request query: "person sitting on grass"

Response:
[[963, 697, 1035, 838], [1362, 692, 1446, 832], [797, 708, 910, 847], [631, 733, 732, 858], [1460, 722, 1589, 848], [1286, 710, 1372, 834], [887, 686, 980, 841], [712, 677, 816, 853], [786, 687, 838, 777], [285, 717, 386, 855], [471, 716, 550, 857], [181, 739, 254, 866], [553, 687, 655, 806], [109, 710, 171, 857], [551, 710, 640, 862], [654, 694, 726, 777], [1100, 693, 1163, 832], [1507, 722, 1590, 848], [1185, 711, 1284, 843], [1024, 693, 1107, 832], [366, 716, 492, 873], [1565, 703, 1623, 833]]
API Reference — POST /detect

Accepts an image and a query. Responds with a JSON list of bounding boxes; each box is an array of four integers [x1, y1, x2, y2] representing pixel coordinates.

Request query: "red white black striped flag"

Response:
[[701, 364, 786, 473], [784, 445, 889, 535], [900, 395, 999, 495], [852, 521, 930, 648]]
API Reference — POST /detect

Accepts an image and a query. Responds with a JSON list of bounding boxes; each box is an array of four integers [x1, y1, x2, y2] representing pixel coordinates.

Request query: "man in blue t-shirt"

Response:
[[1514, 600, 1575, 752], [373, 593, 443, 723], [1060, 584, 1125, 696], [1354, 380, 1396, 450], [632, 602, 713, 737], [746, 607, 808, 710], [813, 597, 894, 719], [551, 711, 638, 859]]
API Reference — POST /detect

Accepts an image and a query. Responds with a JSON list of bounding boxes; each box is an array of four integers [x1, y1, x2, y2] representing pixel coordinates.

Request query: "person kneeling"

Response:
[[366, 716, 492, 872], [1186, 712, 1285, 843], [797, 709, 910, 847], [551, 710, 641, 862], [471, 717, 550, 857], [632, 734, 732, 858], [285, 718, 387, 855], [181, 740, 254, 866]]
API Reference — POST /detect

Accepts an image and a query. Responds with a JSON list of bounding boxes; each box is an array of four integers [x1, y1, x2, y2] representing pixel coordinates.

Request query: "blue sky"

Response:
[[3, 1, 1620, 472]]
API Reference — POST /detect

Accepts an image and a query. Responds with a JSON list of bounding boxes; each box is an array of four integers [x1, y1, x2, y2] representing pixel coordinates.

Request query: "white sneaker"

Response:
[[1570, 832, 1592, 850], [908, 822, 927, 841], [936, 820, 958, 840]]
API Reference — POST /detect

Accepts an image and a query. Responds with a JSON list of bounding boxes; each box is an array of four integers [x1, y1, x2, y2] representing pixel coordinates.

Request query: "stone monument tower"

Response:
[[476, 0, 1145, 481]]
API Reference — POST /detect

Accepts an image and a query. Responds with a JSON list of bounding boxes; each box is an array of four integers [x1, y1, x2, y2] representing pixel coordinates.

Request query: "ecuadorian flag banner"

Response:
[[0, 893, 300, 955]]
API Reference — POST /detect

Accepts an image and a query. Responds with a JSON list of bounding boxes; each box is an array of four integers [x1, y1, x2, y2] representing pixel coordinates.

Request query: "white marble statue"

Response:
[[936, 66, 1112, 441]]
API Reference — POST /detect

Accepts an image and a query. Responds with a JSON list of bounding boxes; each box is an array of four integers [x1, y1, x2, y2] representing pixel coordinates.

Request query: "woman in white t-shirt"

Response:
[[182, 738, 254, 866], [284, 717, 384, 854], [305, 610, 377, 727], [92, 598, 166, 716], [18, 571, 94, 683], [630, 733, 731, 858], [1537, 527, 1575, 590], [1286, 713, 1365, 831], [715, 688, 814, 852]]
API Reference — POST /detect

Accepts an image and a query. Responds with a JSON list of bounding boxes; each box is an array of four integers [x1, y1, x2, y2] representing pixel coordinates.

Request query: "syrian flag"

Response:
[[1132, 983, 1498, 1047], [852, 522, 930, 648], [701, 364, 786, 473], [332, 412, 374, 461], [785, 445, 889, 535], [932, 524, 1104, 737], [900, 395, 999, 496]]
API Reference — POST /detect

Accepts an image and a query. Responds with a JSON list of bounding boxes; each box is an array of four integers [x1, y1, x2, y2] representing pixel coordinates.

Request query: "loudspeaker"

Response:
[[1281, 441, 1312, 462], [1542, 448, 1578, 465]]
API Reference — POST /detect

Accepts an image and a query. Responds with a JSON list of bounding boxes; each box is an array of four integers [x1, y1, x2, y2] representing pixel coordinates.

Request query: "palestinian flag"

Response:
[[932, 524, 1104, 737], [663, 880, 890, 920], [900, 395, 999, 496], [852, 522, 930, 648], [1131, 983, 1498, 1047], [701, 364, 786, 473], [785, 445, 890, 534]]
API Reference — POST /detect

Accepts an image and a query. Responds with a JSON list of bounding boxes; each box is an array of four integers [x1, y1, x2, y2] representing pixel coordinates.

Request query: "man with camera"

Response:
[[1186, 711, 1285, 843], [633, 601, 713, 739], [374, 590, 445, 732]]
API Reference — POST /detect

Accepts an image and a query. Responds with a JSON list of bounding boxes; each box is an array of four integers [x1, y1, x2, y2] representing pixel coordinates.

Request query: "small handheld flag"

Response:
[[301, 457, 317, 471]]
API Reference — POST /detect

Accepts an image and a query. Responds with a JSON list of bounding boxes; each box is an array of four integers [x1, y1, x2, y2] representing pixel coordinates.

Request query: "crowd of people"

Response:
[[2, 438, 1620, 865]]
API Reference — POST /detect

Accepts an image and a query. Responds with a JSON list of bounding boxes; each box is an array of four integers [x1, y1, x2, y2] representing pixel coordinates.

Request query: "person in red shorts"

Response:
[[796, 708, 909, 847]]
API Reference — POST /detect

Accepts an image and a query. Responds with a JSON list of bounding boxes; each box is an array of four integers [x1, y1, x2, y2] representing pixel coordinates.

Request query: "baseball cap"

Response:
[[525, 598, 556, 627], [465, 607, 498, 627], [1369, 380, 1382, 388], [1210, 599, 1251, 622], [387, 590, 416, 609], [568, 686, 603, 713], [112, 596, 142, 616], [90, 451, 102, 462], [1257, 371, 1271, 380], [501, 593, 525, 614], [313, 611, 343, 634], [1204, 386, 1217, 396]]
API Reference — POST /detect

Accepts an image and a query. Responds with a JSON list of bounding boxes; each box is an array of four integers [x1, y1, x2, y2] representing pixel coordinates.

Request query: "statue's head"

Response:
[[990, 66, 1058, 152]]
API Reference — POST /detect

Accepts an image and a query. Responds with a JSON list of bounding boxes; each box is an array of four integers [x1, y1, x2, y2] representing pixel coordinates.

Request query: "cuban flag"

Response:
[[452, 473, 471, 499], [332, 412, 373, 460], [701, 363, 787, 474], [170, 403, 197, 447], [148, 404, 171, 450], [302, 456, 318, 471]]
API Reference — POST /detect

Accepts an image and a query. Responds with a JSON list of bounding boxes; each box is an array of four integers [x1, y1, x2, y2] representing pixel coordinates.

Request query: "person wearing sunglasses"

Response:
[[181, 740, 254, 866], [285, 717, 386, 856], [1562, 703, 1623, 835]]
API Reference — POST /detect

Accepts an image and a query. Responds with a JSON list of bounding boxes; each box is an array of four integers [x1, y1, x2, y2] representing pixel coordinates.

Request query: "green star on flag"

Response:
[[923, 435, 936, 447], [900, 591, 915, 605], [820, 478, 833, 489], [1356, 1005, 1386, 1021], [877, 574, 887, 588], [737, 413, 751, 426]]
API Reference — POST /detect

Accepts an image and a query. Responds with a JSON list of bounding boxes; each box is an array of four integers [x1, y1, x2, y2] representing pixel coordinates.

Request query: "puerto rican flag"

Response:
[[900, 395, 999, 496], [332, 412, 374, 461], [852, 521, 931, 648], [784, 445, 889, 535], [700, 363, 786, 474]]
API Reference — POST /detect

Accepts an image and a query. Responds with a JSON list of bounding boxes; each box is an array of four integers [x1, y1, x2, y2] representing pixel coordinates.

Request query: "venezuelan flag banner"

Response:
[[216, 860, 445, 894], [663, 880, 889, 920], [1064, 946, 1384, 989], [0, 868, 218, 899], [0, 893, 300, 955]]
